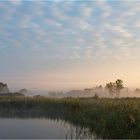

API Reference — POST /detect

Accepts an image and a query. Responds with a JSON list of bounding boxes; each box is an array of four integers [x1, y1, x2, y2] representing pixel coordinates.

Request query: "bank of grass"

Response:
[[0, 96, 140, 138]]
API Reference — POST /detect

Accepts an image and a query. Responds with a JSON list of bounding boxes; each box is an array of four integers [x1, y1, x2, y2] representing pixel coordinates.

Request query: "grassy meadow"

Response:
[[0, 96, 140, 138]]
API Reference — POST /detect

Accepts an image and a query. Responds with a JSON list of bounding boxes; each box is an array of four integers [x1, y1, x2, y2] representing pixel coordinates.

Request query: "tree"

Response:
[[19, 89, 28, 94], [135, 88, 140, 93], [105, 79, 124, 97], [105, 82, 116, 97], [0, 82, 9, 93], [115, 79, 124, 97], [98, 85, 103, 90]]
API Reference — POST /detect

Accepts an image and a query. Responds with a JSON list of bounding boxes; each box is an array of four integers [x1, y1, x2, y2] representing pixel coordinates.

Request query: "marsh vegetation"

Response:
[[0, 96, 140, 139]]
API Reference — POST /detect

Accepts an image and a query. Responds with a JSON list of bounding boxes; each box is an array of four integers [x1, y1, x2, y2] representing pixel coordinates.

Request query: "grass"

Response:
[[0, 96, 140, 138]]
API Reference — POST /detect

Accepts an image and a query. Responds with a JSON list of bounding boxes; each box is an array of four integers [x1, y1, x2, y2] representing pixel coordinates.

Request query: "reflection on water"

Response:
[[0, 118, 96, 139]]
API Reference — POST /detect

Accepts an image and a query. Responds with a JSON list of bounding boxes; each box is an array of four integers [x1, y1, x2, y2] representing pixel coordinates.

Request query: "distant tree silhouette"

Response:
[[135, 88, 140, 93], [115, 79, 124, 97], [105, 82, 116, 97], [0, 82, 9, 93], [105, 79, 124, 97]]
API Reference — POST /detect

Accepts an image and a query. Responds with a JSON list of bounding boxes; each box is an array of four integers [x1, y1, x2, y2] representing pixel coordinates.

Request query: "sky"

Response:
[[1, 0, 140, 91]]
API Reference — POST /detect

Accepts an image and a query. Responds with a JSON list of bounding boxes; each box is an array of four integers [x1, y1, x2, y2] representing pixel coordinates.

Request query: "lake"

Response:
[[0, 118, 96, 139]]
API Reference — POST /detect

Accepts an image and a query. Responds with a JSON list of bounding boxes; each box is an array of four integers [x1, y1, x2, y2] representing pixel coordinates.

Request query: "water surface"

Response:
[[0, 118, 95, 139]]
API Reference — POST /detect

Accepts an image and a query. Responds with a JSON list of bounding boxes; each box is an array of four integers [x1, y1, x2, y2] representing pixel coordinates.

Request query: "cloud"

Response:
[[93, 0, 112, 18], [2, 1, 140, 90], [80, 4, 93, 18], [1, 1, 140, 66], [45, 19, 62, 27], [9, 0, 22, 6]]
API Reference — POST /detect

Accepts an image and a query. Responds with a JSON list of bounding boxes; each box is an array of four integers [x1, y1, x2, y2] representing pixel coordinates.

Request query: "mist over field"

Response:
[[1, 80, 139, 98]]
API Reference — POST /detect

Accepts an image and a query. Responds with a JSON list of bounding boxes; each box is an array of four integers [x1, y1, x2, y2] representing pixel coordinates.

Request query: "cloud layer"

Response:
[[1, 0, 140, 90]]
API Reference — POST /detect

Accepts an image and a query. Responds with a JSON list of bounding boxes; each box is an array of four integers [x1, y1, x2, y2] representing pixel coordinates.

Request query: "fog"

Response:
[[21, 87, 140, 98], [1, 81, 140, 98]]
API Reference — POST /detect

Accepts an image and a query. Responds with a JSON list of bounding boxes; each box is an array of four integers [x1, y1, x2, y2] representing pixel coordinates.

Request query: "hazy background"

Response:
[[0, 0, 140, 92]]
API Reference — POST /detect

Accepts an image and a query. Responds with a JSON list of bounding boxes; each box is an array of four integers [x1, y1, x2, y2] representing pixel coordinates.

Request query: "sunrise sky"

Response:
[[0, 0, 140, 91]]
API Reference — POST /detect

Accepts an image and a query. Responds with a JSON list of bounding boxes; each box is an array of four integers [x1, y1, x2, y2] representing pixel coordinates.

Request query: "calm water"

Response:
[[0, 118, 95, 139]]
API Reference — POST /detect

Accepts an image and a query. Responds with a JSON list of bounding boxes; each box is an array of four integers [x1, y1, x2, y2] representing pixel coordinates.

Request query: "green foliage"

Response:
[[0, 96, 140, 138]]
